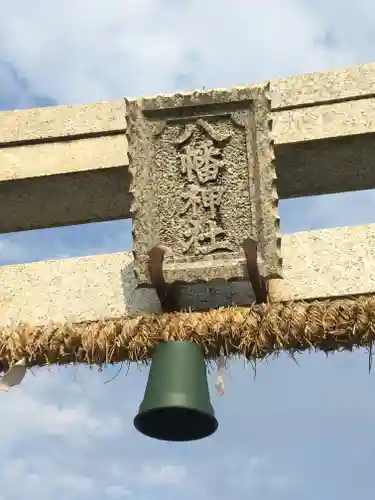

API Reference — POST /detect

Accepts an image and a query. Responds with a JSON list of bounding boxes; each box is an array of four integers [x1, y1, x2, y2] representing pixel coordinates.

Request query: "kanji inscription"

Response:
[[177, 128, 233, 257], [128, 85, 282, 286], [180, 142, 223, 183]]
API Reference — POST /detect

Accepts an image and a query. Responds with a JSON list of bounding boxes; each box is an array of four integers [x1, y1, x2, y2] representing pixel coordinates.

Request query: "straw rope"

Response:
[[0, 295, 374, 372]]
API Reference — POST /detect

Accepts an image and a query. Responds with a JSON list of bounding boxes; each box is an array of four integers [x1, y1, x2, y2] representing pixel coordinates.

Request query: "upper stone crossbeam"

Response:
[[1, 62, 375, 234]]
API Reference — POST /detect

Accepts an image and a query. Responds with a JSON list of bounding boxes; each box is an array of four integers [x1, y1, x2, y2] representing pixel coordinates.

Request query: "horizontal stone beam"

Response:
[[1, 223, 374, 328], [1, 99, 130, 233], [274, 98, 375, 145], [1, 135, 128, 182], [0, 100, 126, 145], [272, 62, 375, 109], [2, 62, 375, 233]]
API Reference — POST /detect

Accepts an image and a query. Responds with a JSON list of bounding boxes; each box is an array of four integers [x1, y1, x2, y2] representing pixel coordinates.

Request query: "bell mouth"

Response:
[[134, 407, 219, 442]]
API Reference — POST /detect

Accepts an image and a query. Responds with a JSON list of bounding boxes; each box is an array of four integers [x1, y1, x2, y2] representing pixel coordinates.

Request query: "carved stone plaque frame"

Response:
[[127, 83, 282, 287]]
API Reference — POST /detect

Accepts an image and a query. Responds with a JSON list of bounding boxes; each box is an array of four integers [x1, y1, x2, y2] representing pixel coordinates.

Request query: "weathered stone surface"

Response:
[[0, 167, 132, 233], [2, 224, 375, 328], [268, 223, 375, 302], [272, 62, 375, 109], [274, 97, 375, 144], [0, 252, 160, 327], [128, 84, 281, 286], [275, 133, 375, 199], [0, 99, 129, 233], [0, 135, 128, 182], [0, 99, 125, 145]]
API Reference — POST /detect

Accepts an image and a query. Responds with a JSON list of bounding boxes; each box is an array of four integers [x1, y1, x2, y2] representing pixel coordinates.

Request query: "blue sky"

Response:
[[1, 1, 375, 498]]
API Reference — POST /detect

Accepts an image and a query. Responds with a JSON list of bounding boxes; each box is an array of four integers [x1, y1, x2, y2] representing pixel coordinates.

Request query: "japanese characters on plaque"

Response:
[[176, 120, 233, 257], [128, 85, 281, 286]]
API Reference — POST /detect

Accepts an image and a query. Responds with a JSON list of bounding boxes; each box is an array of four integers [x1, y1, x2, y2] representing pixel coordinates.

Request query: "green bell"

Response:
[[134, 340, 218, 442]]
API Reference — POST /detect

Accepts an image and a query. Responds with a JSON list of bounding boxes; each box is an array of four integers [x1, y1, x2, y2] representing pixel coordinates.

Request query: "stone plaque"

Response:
[[127, 83, 281, 286]]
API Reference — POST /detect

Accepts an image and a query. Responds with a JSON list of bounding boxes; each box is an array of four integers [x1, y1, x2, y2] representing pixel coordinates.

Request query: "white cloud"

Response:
[[138, 464, 187, 486], [0, 366, 194, 499], [0, 0, 369, 104], [105, 485, 132, 498]]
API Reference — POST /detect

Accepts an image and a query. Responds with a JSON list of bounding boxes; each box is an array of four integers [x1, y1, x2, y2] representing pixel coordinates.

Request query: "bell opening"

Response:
[[134, 407, 218, 442]]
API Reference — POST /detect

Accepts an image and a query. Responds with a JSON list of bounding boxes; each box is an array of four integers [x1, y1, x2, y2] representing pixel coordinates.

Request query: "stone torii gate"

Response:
[[1, 61, 375, 368]]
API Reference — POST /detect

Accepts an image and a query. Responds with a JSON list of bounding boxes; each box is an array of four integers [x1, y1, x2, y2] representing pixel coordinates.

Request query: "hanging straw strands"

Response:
[[0, 295, 375, 372]]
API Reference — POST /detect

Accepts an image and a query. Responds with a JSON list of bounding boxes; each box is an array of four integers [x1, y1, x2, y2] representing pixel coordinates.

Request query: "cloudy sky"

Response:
[[1, 1, 375, 499]]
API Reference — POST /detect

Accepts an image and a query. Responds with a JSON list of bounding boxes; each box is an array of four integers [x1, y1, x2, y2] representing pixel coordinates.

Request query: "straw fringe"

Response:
[[1, 296, 375, 372]]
